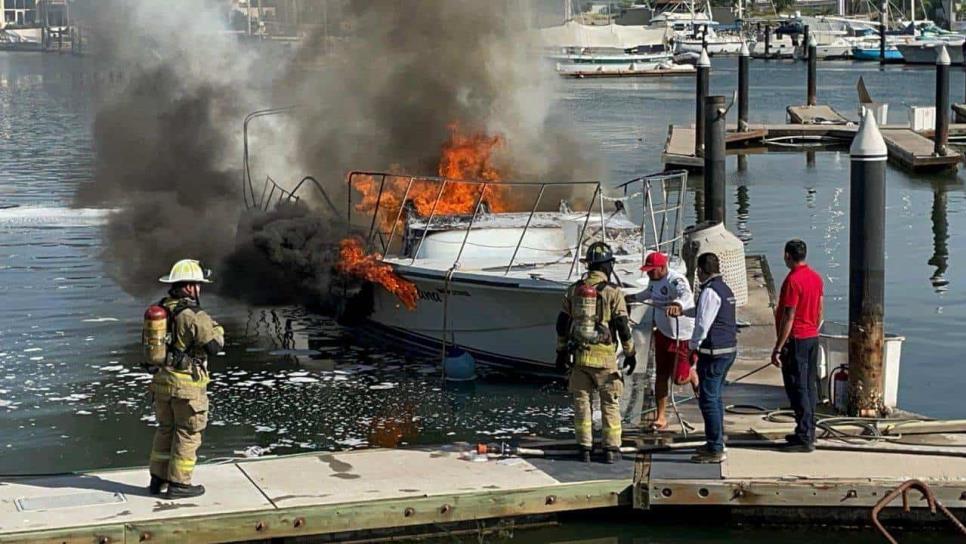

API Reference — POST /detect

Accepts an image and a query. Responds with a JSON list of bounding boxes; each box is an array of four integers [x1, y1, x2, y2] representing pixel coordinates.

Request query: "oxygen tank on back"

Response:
[[573, 283, 599, 344], [143, 305, 168, 366]]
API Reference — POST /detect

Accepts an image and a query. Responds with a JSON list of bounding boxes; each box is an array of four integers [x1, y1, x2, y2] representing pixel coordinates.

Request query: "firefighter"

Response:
[[146, 259, 224, 499], [555, 242, 636, 464]]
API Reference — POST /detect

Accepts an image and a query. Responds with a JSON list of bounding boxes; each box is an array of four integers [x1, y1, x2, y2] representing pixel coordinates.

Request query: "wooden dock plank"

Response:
[[645, 448, 966, 509], [661, 126, 702, 169], [236, 449, 560, 508], [723, 447, 966, 480], [0, 464, 273, 536], [0, 450, 634, 544], [661, 126, 768, 169], [881, 128, 961, 169], [786, 105, 853, 125]]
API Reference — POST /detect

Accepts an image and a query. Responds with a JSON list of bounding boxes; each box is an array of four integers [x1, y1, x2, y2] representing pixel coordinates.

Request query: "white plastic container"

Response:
[[859, 103, 889, 125], [816, 321, 905, 409], [909, 106, 937, 132]]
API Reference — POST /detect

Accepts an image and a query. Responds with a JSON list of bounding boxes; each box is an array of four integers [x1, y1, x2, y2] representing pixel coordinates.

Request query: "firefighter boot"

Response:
[[148, 475, 167, 496], [577, 446, 592, 463], [164, 482, 205, 500], [604, 448, 622, 464]]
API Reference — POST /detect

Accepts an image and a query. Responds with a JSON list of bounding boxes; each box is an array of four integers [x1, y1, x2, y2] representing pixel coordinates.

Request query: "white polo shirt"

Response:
[[633, 268, 695, 341]]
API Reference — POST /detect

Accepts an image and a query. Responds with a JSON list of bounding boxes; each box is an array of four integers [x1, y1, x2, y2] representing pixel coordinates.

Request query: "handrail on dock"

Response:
[[871, 479, 966, 543]]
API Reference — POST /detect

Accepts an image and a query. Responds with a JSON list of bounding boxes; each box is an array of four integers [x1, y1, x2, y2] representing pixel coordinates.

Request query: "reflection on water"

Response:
[[929, 184, 950, 294], [735, 184, 751, 242]]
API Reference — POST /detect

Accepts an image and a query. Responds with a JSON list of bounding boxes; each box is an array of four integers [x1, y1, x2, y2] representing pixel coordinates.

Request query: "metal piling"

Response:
[[935, 45, 951, 156], [848, 110, 888, 418], [695, 49, 711, 158], [807, 35, 817, 106], [738, 42, 750, 132], [704, 95, 726, 224]]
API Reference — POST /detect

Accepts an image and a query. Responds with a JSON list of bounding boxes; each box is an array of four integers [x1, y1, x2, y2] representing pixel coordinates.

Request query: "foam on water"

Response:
[[0, 206, 113, 227]]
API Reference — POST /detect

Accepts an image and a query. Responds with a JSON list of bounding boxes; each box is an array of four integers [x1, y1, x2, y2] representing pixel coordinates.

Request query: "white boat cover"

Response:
[[535, 21, 670, 49]]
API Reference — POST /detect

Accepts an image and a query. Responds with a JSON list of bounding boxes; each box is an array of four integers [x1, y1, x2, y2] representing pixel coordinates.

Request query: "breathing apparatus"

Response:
[[142, 260, 213, 368], [569, 242, 616, 350]]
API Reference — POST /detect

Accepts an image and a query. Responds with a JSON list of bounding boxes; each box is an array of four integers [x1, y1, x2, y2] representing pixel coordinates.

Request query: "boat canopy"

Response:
[[535, 21, 671, 50]]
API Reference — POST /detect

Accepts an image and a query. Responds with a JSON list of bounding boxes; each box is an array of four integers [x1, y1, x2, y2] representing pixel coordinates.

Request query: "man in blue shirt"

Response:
[[688, 253, 737, 464]]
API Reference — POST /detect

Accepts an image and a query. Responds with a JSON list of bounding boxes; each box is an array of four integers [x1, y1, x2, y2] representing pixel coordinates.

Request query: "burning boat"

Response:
[[339, 170, 689, 373]]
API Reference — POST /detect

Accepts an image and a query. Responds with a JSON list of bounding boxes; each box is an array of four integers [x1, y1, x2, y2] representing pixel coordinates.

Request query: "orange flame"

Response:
[[353, 123, 511, 230], [337, 238, 418, 310]]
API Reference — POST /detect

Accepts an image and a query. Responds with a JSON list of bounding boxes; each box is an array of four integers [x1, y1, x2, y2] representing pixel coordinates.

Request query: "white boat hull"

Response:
[[556, 61, 695, 77], [674, 38, 747, 55], [897, 41, 965, 64], [366, 270, 650, 372]]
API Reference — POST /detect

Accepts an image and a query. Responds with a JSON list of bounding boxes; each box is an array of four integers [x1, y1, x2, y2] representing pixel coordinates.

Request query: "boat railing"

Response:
[[346, 170, 688, 280], [253, 175, 341, 216], [614, 169, 689, 261]]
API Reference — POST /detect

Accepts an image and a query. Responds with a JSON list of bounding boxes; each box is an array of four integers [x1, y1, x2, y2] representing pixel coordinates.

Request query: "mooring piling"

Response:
[[738, 42, 750, 132], [879, 2, 887, 66], [764, 25, 771, 59], [695, 49, 711, 158], [962, 41, 966, 104], [848, 110, 888, 418], [807, 35, 818, 106], [935, 45, 951, 156], [704, 95, 726, 224], [802, 25, 810, 58]]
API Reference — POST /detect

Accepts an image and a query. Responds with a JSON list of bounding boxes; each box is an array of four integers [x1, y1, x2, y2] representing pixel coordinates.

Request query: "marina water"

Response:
[[1, 52, 964, 541]]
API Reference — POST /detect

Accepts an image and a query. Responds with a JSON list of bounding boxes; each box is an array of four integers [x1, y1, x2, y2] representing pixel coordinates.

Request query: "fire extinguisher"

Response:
[[572, 283, 599, 345], [831, 365, 849, 414], [142, 305, 169, 367]]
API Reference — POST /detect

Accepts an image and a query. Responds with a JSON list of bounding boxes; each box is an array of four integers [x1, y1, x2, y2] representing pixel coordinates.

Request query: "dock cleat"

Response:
[[148, 475, 168, 496], [164, 482, 206, 500]]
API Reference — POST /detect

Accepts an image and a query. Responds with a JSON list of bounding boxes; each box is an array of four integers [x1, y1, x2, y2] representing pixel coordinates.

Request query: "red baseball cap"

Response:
[[640, 251, 669, 272]]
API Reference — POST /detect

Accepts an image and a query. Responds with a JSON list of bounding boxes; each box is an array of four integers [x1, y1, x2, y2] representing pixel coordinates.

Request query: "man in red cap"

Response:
[[627, 251, 697, 432]]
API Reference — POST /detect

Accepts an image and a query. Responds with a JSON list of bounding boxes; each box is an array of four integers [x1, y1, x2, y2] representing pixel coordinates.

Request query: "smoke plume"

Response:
[[74, 0, 600, 305]]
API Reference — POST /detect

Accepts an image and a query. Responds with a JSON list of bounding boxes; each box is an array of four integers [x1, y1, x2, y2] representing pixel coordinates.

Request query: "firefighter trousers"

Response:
[[149, 393, 209, 485], [569, 365, 624, 449]]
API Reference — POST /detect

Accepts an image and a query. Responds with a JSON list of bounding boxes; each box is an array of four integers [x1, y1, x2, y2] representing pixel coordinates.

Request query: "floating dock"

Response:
[[663, 105, 962, 172], [559, 66, 696, 79], [1, 257, 964, 543]]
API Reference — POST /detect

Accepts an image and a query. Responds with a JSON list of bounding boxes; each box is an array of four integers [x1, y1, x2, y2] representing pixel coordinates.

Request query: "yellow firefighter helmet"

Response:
[[159, 259, 212, 284]]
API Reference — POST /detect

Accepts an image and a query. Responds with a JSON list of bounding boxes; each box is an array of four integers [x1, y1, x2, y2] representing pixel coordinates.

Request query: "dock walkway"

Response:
[[663, 105, 962, 172], [2, 257, 964, 542]]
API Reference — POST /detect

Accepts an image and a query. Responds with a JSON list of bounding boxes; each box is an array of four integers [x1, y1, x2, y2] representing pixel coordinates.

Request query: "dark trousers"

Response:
[[696, 352, 736, 453], [780, 337, 819, 444]]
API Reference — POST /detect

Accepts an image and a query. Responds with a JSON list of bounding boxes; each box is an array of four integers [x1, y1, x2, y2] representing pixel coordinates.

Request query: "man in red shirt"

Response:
[[771, 239, 824, 452]]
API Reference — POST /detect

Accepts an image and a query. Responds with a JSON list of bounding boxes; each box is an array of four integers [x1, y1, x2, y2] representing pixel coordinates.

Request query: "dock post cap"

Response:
[[740, 41, 750, 57], [698, 48, 711, 67], [850, 109, 888, 160], [807, 34, 817, 48], [936, 44, 951, 65]]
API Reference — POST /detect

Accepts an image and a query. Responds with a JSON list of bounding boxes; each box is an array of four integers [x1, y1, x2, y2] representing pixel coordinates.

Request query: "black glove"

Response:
[[623, 352, 637, 374], [555, 350, 571, 372]]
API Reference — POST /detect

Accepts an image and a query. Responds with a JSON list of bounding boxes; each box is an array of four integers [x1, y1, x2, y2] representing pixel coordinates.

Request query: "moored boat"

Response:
[[342, 171, 690, 373], [852, 45, 903, 61]]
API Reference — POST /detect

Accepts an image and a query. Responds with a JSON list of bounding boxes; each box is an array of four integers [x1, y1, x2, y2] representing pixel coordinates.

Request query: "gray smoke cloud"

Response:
[[74, 0, 600, 304]]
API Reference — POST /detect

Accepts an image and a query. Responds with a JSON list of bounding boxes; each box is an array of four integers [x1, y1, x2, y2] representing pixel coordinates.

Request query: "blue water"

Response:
[[1, 51, 964, 541]]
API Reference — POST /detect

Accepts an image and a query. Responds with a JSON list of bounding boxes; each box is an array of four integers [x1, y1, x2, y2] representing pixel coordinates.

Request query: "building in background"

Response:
[[0, 0, 71, 50]]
